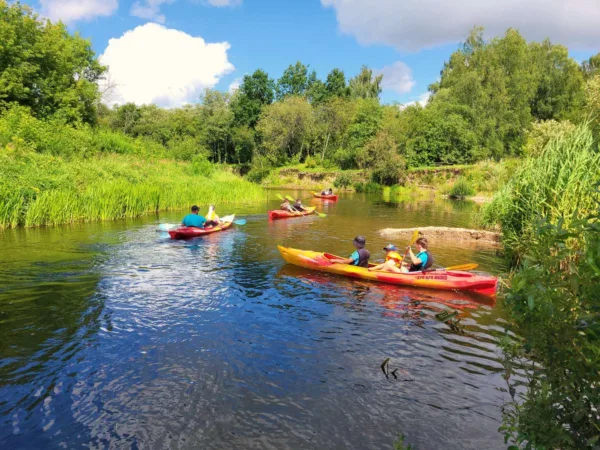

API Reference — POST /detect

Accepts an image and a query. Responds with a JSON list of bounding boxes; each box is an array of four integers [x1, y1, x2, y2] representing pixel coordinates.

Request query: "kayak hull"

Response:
[[168, 218, 234, 239], [268, 207, 316, 220], [313, 192, 339, 201], [277, 246, 498, 297]]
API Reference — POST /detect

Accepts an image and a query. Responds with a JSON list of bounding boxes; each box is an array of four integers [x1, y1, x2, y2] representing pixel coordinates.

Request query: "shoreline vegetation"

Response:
[[2, 1, 600, 448]]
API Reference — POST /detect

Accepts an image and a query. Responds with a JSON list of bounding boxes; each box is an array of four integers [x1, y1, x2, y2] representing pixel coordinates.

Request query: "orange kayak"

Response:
[[168, 217, 234, 239], [313, 192, 339, 201], [268, 206, 316, 220], [277, 246, 498, 297]]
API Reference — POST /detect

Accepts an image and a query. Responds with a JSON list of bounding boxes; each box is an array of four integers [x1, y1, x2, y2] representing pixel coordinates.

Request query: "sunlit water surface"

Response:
[[0, 192, 510, 449]]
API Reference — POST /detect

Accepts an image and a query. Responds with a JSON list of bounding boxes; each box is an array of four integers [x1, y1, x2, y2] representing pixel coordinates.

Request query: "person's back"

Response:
[[351, 247, 370, 268], [182, 205, 206, 228]]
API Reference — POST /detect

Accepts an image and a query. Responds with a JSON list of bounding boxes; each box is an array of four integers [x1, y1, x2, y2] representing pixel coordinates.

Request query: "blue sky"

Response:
[[24, 0, 600, 107]]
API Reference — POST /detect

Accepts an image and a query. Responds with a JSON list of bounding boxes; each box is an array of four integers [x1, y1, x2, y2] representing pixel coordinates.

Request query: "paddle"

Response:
[[276, 193, 300, 213], [441, 263, 478, 271], [400, 229, 420, 269], [233, 219, 247, 225], [284, 194, 327, 217]]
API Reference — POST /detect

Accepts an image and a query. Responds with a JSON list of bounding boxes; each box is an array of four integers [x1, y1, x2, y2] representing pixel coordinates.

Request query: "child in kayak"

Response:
[[330, 236, 371, 268], [404, 237, 433, 272], [204, 205, 220, 227], [369, 244, 404, 273], [181, 205, 206, 228]]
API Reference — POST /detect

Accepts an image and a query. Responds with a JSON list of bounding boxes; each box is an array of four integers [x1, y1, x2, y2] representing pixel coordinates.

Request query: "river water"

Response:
[[0, 191, 510, 449]]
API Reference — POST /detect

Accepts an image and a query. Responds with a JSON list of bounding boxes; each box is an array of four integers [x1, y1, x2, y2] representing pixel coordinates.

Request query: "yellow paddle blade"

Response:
[[285, 195, 295, 202], [409, 229, 419, 246], [445, 263, 479, 271], [276, 193, 285, 201]]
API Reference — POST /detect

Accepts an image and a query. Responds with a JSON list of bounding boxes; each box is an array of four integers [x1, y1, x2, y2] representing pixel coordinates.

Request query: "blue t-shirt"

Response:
[[182, 214, 206, 227], [350, 250, 360, 265], [416, 251, 428, 267]]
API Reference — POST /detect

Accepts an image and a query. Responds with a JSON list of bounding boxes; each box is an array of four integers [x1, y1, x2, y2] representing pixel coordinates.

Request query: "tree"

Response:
[[357, 131, 406, 185], [256, 96, 314, 165], [306, 70, 327, 104], [231, 69, 275, 128], [200, 89, 234, 163], [581, 53, 600, 79], [276, 61, 309, 99], [325, 68, 349, 99], [0, 1, 106, 124], [348, 66, 383, 100], [313, 97, 354, 162]]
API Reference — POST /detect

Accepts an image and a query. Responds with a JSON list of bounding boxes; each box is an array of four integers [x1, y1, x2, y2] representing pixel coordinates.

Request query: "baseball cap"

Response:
[[191, 205, 199, 211], [383, 244, 398, 251]]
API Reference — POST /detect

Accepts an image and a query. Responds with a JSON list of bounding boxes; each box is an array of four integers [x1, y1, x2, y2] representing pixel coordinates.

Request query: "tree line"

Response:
[[2, 1, 600, 184]]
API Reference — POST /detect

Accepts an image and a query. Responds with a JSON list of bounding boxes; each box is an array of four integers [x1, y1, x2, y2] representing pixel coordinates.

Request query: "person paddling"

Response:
[[181, 205, 206, 228], [281, 199, 294, 212], [403, 237, 433, 272], [330, 236, 370, 268], [293, 198, 308, 212], [369, 244, 403, 273], [204, 205, 220, 227]]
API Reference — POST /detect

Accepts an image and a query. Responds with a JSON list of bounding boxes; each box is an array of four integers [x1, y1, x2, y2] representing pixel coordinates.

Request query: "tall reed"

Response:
[[479, 124, 600, 261]]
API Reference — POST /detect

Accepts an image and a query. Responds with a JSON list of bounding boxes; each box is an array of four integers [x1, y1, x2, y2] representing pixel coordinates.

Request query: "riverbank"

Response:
[[379, 226, 501, 248], [0, 150, 265, 228], [261, 160, 516, 202]]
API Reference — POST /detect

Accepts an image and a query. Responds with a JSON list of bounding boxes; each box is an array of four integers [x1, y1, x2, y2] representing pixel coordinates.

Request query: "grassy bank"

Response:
[[0, 150, 265, 229]]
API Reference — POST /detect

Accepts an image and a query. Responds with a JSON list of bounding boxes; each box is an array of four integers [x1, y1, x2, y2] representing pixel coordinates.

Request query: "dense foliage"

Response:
[[500, 206, 600, 449]]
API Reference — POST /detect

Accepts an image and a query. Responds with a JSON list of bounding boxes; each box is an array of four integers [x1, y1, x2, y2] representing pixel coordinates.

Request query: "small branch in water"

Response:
[[381, 357, 390, 376]]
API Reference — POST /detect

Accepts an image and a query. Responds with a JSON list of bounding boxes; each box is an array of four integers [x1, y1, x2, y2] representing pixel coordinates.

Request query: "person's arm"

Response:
[[331, 257, 353, 264], [405, 247, 422, 265]]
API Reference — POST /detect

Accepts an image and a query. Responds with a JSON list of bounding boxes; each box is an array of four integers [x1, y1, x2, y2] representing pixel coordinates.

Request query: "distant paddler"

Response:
[[181, 205, 207, 228]]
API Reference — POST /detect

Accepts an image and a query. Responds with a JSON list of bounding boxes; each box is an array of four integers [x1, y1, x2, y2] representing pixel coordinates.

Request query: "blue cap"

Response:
[[383, 244, 397, 251]]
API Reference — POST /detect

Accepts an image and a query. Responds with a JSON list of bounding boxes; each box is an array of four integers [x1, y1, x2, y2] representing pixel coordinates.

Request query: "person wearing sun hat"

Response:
[[368, 243, 404, 273]]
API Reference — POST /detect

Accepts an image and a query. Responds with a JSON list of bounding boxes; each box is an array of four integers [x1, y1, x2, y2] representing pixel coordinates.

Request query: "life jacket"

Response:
[[385, 251, 403, 268], [354, 248, 370, 268], [409, 251, 433, 272], [206, 209, 219, 221]]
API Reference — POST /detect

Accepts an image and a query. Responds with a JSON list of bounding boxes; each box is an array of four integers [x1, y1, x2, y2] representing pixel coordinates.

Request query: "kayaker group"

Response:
[[330, 235, 433, 273], [280, 197, 310, 213]]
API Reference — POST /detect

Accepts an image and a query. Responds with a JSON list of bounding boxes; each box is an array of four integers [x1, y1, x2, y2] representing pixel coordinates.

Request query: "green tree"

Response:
[[231, 69, 275, 128], [276, 61, 309, 99], [581, 53, 600, 79], [325, 68, 349, 99], [357, 130, 406, 185], [199, 89, 234, 163], [306, 70, 327, 104], [0, 1, 106, 124], [256, 96, 314, 165], [313, 97, 354, 162], [348, 66, 383, 100]]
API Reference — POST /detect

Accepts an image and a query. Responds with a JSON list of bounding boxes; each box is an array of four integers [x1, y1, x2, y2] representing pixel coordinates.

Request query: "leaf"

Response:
[[527, 295, 535, 311]]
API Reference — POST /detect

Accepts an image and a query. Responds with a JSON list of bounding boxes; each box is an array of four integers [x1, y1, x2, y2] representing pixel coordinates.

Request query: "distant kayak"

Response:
[[268, 207, 316, 220], [168, 215, 235, 239], [313, 192, 339, 201], [277, 246, 498, 297]]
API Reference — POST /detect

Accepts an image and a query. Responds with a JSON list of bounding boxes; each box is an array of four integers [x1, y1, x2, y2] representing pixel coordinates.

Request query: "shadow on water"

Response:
[[0, 194, 510, 449]]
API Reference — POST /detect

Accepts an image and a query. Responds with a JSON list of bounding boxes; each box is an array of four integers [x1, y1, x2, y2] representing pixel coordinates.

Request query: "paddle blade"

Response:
[[157, 223, 177, 231], [276, 193, 285, 201], [285, 195, 295, 202], [444, 263, 479, 271], [409, 229, 420, 245], [233, 219, 247, 225]]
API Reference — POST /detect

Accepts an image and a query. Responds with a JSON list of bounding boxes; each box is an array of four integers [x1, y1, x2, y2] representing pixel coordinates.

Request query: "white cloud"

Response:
[[322, 0, 600, 51], [40, 0, 118, 23], [131, 0, 173, 23], [399, 92, 431, 110], [100, 23, 234, 107], [228, 78, 242, 93], [376, 61, 415, 95], [206, 0, 242, 6]]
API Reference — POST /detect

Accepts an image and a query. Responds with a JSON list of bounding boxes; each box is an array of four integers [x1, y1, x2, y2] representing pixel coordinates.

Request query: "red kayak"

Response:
[[168, 216, 234, 239], [268, 206, 316, 220], [313, 192, 339, 201]]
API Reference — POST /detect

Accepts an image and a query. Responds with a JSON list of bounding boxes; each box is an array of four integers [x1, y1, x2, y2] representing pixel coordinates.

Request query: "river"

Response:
[[0, 191, 510, 449]]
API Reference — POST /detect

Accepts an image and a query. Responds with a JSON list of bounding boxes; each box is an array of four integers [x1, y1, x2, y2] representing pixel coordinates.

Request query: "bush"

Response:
[[500, 209, 600, 449], [168, 137, 206, 162], [246, 167, 272, 184], [448, 177, 476, 198], [480, 124, 600, 261], [333, 172, 354, 189], [354, 181, 382, 193], [304, 155, 317, 168], [524, 120, 576, 156]]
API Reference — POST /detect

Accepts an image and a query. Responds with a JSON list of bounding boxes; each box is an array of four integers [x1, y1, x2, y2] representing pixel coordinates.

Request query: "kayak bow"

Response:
[[277, 245, 498, 297]]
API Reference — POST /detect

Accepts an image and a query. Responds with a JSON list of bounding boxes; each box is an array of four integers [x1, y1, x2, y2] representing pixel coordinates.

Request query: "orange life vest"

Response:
[[385, 251, 403, 267]]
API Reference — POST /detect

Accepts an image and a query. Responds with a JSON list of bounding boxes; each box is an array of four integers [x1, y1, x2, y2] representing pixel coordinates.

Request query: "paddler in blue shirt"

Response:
[[329, 236, 371, 268], [181, 205, 206, 228], [403, 237, 433, 272]]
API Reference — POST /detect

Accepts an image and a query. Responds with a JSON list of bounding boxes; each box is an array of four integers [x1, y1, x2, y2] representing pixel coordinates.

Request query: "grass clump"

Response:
[[479, 124, 600, 261], [448, 178, 476, 199]]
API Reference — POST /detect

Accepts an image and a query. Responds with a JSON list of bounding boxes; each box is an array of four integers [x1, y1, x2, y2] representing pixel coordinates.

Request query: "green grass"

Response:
[[0, 151, 265, 228], [479, 124, 600, 261]]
